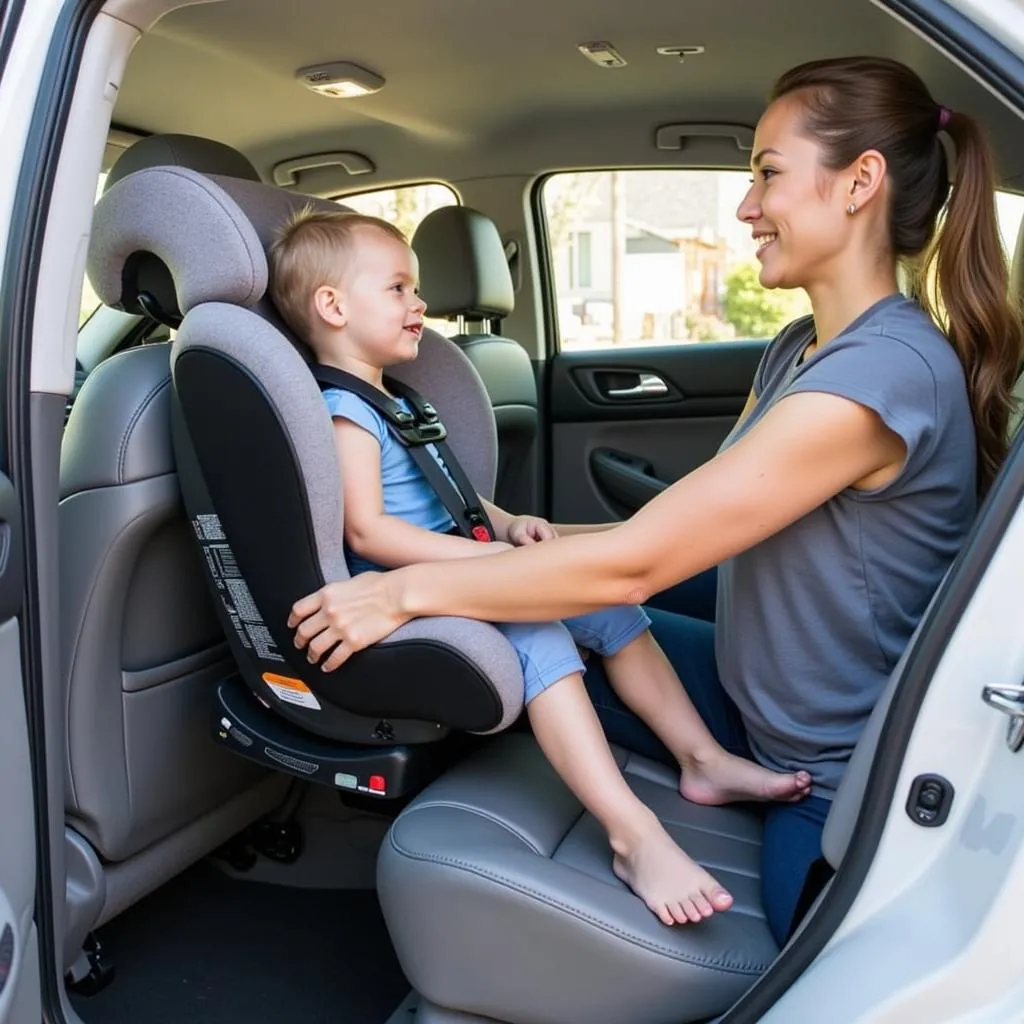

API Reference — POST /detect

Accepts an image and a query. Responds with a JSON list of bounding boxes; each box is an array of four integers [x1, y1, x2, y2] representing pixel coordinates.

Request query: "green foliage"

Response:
[[723, 262, 811, 339]]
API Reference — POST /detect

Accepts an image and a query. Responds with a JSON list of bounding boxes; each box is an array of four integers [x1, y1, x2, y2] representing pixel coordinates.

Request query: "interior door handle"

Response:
[[605, 373, 669, 399]]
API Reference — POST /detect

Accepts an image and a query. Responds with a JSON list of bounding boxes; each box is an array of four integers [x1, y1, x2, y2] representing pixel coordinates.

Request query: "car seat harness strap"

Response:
[[311, 363, 495, 542]]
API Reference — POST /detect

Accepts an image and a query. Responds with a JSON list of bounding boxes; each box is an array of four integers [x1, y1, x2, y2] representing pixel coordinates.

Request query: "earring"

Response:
[[847, 203, 856, 215]]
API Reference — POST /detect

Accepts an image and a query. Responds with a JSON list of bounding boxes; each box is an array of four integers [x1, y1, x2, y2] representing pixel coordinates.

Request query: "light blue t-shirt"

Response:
[[715, 295, 976, 798], [323, 388, 457, 574]]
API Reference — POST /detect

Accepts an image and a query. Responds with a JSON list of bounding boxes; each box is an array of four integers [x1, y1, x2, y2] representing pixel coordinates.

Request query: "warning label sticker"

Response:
[[262, 672, 322, 711], [192, 513, 285, 664], [194, 514, 226, 541]]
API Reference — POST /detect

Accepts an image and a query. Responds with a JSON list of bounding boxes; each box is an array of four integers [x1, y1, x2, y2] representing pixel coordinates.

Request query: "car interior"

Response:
[[46, 1, 1024, 1023]]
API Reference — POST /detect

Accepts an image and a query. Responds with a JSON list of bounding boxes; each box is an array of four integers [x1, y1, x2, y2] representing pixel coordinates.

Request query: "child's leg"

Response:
[[496, 621, 732, 926], [564, 609, 812, 806]]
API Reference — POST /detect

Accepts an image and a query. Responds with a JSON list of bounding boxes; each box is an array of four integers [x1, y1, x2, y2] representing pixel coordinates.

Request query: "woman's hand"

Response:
[[288, 571, 409, 672], [506, 515, 558, 546]]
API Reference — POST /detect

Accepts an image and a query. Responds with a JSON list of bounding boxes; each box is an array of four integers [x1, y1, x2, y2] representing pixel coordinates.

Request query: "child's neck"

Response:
[[317, 352, 385, 392]]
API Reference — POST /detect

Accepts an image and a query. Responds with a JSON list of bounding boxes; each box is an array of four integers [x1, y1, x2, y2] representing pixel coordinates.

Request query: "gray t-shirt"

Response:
[[715, 295, 976, 798]]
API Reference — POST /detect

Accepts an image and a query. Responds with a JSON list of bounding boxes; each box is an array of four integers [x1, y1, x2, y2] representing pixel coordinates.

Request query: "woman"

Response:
[[288, 56, 1023, 944]]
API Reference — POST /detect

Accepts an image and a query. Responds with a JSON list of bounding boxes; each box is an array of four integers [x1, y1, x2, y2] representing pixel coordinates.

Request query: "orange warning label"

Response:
[[261, 672, 321, 710]]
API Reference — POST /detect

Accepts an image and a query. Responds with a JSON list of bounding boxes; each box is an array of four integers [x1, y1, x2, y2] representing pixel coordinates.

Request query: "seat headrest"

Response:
[[412, 206, 514, 320], [87, 167, 341, 322], [105, 133, 260, 191]]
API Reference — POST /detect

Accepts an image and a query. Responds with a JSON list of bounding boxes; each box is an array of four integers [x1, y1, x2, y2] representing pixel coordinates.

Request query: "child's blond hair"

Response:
[[267, 206, 408, 340]]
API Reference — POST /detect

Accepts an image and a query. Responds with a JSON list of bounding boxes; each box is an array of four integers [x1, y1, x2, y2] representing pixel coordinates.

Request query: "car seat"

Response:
[[86, 163, 525, 799]]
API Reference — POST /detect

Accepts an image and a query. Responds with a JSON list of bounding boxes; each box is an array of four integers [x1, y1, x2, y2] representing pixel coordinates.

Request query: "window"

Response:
[[80, 172, 108, 326], [339, 182, 459, 336], [542, 170, 811, 351], [542, 171, 1024, 353]]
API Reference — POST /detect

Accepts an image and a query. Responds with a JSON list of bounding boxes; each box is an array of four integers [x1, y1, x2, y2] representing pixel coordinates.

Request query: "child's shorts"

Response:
[[494, 606, 651, 705]]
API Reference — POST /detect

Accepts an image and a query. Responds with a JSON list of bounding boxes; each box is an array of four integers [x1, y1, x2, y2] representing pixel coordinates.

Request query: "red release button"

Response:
[[471, 524, 491, 542], [368, 774, 387, 793]]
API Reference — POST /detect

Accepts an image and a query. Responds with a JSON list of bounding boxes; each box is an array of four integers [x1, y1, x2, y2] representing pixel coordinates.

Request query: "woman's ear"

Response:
[[313, 285, 346, 329], [847, 149, 887, 211]]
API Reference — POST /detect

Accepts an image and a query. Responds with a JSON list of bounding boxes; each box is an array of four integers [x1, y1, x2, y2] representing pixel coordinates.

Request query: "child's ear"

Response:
[[313, 285, 346, 328]]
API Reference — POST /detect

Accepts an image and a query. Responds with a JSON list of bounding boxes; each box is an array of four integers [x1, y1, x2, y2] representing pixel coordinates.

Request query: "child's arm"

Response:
[[480, 498, 614, 544], [336, 419, 510, 567]]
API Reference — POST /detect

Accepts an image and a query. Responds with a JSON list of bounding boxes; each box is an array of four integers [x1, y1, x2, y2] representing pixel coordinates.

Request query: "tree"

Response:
[[545, 172, 602, 252], [723, 262, 811, 339]]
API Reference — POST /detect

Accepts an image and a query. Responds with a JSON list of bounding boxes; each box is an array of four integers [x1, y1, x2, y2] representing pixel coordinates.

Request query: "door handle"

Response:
[[981, 684, 1024, 753], [605, 373, 669, 399]]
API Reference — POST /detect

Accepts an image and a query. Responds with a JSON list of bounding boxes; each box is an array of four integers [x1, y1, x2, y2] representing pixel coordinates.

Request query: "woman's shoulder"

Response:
[[832, 296, 965, 390]]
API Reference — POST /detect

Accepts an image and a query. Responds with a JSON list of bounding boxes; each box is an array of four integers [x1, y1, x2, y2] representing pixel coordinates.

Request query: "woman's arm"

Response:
[[293, 391, 905, 668]]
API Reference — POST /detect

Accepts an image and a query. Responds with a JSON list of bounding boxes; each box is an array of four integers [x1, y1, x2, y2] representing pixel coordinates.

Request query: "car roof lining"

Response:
[[111, 0, 1024, 192]]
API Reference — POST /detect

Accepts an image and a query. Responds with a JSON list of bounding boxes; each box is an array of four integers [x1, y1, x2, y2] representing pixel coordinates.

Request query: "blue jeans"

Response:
[[583, 599, 831, 946]]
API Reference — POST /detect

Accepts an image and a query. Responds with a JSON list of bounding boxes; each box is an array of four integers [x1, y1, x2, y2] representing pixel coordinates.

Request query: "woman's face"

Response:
[[737, 96, 854, 292]]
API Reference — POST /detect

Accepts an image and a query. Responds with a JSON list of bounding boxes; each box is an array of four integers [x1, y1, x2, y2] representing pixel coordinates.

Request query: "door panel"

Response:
[[549, 341, 764, 522], [0, 474, 30, 1024]]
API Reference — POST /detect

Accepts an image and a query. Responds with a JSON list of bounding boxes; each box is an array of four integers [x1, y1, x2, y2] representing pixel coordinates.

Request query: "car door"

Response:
[[540, 168, 795, 522], [542, 167, 1024, 524], [0, 1, 60, 1021]]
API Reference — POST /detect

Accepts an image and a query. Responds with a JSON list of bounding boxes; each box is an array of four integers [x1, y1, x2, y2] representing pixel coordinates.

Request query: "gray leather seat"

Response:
[[378, 734, 775, 1024], [413, 207, 538, 511], [61, 136, 288, 969]]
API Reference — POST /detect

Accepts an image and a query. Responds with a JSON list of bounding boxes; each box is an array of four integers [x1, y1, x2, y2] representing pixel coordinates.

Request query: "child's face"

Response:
[[329, 229, 427, 366]]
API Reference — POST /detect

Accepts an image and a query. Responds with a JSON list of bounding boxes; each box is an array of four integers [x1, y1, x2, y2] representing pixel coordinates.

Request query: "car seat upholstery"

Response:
[[86, 165, 525, 752], [379, 732, 776, 1024], [413, 207, 538, 511], [60, 136, 287, 971]]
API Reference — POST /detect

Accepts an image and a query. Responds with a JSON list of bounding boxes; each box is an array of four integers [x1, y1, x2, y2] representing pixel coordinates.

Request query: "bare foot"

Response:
[[681, 749, 812, 806], [611, 820, 733, 926]]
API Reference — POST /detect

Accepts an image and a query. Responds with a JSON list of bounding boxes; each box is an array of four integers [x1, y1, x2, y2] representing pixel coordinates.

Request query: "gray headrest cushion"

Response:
[[413, 206, 514, 319], [87, 167, 348, 318], [88, 167, 267, 314], [105, 134, 260, 190]]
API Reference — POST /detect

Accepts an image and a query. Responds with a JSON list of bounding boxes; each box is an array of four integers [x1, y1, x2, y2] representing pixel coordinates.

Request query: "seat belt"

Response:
[[310, 364, 495, 542]]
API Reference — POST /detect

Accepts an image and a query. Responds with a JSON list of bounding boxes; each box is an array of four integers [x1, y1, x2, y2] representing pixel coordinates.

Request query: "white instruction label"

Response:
[[192, 514, 285, 663]]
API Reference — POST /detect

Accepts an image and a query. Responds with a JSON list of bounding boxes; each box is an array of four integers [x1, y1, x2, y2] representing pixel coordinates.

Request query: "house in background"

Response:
[[549, 170, 754, 347]]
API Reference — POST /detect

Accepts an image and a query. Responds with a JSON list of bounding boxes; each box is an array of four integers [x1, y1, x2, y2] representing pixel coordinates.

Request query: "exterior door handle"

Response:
[[981, 684, 1024, 752], [605, 373, 669, 399]]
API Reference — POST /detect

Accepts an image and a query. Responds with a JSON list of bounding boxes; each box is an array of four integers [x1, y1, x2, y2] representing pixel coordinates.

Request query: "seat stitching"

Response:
[[403, 801, 545, 854], [117, 376, 170, 483], [388, 834, 773, 974]]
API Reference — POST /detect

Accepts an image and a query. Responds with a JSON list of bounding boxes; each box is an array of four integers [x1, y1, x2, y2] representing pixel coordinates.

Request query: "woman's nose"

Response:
[[737, 186, 760, 223]]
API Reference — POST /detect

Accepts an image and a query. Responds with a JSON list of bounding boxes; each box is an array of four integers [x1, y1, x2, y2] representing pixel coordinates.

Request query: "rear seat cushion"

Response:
[[378, 733, 777, 1024]]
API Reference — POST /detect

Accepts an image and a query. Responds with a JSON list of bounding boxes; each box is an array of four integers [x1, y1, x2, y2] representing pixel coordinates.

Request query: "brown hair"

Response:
[[772, 56, 1023, 496], [267, 207, 408, 340]]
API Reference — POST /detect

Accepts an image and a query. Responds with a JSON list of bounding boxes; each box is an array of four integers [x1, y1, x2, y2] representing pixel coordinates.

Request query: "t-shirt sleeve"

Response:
[[783, 330, 939, 481], [322, 390, 388, 446]]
